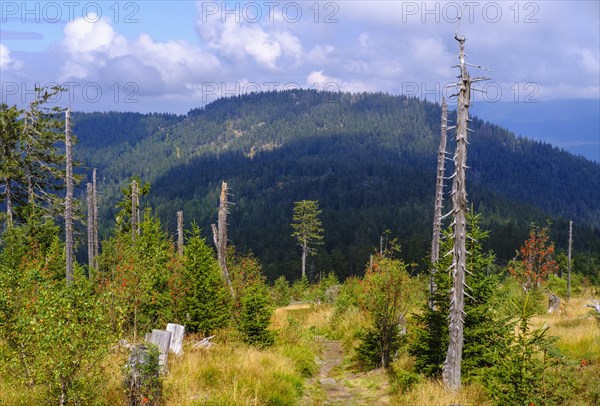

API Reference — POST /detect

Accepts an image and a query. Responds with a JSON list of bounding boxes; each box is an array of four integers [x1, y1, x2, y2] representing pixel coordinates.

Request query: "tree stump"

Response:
[[548, 293, 561, 314]]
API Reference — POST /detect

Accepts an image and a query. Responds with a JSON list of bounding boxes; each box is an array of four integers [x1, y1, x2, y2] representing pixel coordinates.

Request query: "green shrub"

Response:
[[290, 276, 309, 301], [354, 325, 404, 371], [478, 294, 575, 405], [239, 285, 275, 347], [390, 368, 422, 393], [272, 275, 291, 306], [359, 257, 418, 368], [0, 221, 115, 405], [546, 273, 583, 297]]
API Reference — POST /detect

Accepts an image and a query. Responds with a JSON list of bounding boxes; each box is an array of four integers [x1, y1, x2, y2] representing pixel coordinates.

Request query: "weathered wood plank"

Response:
[[166, 323, 185, 356], [148, 329, 172, 373]]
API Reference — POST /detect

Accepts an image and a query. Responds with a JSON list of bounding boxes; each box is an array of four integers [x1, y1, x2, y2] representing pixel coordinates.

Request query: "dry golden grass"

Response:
[[271, 303, 312, 330], [163, 340, 304, 405], [392, 380, 492, 406], [532, 297, 600, 362]]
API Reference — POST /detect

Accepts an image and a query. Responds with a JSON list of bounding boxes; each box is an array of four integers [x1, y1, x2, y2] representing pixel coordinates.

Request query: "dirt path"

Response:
[[301, 338, 390, 405]]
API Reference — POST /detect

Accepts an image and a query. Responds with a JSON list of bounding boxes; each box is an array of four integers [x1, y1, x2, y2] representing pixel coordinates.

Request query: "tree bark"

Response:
[[301, 242, 307, 278], [430, 97, 448, 308], [177, 210, 184, 256], [4, 177, 13, 228], [87, 182, 94, 273], [131, 180, 139, 239], [443, 35, 472, 391], [212, 181, 233, 294], [567, 220, 573, 301], [65, 107, 74, 284], [92, 168, 99, 268]]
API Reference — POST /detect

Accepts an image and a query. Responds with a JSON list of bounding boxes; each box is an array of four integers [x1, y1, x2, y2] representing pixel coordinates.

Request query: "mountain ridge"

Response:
[[72, 90, 600, 280]]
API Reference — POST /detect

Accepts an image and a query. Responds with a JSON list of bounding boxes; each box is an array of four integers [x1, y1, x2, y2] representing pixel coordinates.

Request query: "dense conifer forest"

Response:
[[71, 90, 600, 281]]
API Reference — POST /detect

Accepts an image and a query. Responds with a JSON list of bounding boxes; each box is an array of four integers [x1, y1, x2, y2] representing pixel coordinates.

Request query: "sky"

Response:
[[1, 0, 599, 116]]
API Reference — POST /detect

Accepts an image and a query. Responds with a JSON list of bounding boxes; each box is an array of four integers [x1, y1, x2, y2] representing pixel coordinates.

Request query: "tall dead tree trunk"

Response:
[[430, 97, 448, 308], [24, 113, 35, 205], [212, 181, 233, 294], [92, 168, 99, 268], [177, 210, 184, 256], [65, 107, 74, 284], [301, 238, 308, 278], [442, 35, 472, 391], [567, 220, 573, 301], [87, 182, 94, 273], [4, 178, 13, 228], [131, 180, 139, 239]]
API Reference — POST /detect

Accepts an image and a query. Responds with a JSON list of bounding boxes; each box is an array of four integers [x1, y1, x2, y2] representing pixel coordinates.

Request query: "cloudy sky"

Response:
[[1, 1, 599, 114]]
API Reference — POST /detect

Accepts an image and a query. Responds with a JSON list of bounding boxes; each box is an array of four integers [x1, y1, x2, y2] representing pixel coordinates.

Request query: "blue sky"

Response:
[[1, 0, 599, 116]]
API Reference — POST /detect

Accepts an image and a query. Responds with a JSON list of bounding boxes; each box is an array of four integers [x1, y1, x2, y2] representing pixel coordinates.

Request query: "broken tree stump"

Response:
[[166, 323, 185, 356], [124, 344, 161, 406], [148, 329, 172, 374], [547, 292, 561, 314]]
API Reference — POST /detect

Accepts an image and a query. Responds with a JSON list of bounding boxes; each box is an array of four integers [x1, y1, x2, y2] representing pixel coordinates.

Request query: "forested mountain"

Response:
[[72, 90, 600, 281]]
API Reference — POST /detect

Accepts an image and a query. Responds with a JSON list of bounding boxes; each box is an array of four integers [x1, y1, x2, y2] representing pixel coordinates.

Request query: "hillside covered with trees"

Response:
[[71, 90, 600, 281]]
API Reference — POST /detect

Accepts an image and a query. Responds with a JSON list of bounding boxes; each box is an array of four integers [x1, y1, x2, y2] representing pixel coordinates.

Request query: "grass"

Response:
[[533, 297, 600, 362], [2, 290, 598, 405], [392, 380, 492, 406], [0, 349, 127, 406], [163, 305, 323, 405], [163, 340, 305, 405]]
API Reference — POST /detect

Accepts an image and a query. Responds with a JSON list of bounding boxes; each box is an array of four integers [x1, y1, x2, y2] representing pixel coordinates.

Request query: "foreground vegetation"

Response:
[[1, 250, 598, 405]]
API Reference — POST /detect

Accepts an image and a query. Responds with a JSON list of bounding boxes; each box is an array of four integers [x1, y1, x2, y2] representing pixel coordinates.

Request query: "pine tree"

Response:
[[183, 225, 231, 335], [22, 87, 70, 215], [0, 103, 24, 228], [1, 87, 70, 228], [291, 200, 324, 279]]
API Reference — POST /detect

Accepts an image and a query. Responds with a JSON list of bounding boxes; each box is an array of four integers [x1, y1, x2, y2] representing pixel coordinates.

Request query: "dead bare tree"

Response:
[[430, 97, 449, 308], [131, 179, 140, 239], [5, 181, 13, 228], [87, 182, 94, 272], [92, 168, 99, 268], [177, 210, 184, 256], [442, 31, 490, 390], [567, 220, 573, 301], [212, 181, 233, 294], [65, 107, 74, 284], [588, 299, 600, 314]]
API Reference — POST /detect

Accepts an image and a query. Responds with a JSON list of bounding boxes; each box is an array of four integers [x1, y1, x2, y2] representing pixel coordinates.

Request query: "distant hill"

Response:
[[72, 90, 600, 281], [471, 99, 600, 162]]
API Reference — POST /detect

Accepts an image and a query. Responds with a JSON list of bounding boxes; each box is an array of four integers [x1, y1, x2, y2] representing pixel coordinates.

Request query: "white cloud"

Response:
[[60, 15, 220, 94], [0, 44, 12, 69], [60, 14, 127, 79], [0, 43, 23, 71], [197, 11, 303, 70], [576, 48, 600, 75], [133, 34, 220, 87], [62, 13, 127, 57], [408, 37, 453, 77], [306, 70, 370, 93]]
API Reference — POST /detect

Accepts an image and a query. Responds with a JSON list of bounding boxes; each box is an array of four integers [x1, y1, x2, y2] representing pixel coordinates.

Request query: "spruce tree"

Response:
[[410, 212, 510, 379], [183, 225, 231, 335]]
